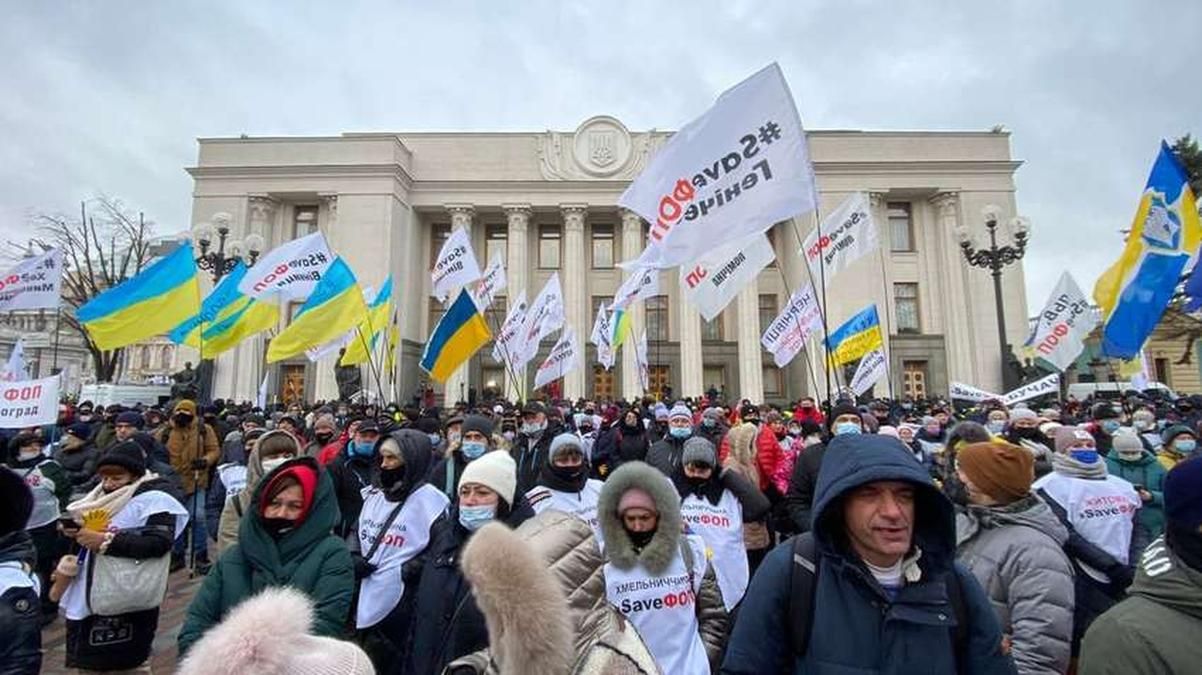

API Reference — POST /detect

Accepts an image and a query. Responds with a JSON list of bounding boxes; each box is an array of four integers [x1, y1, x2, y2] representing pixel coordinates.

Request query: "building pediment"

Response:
[[537, 115, 667, 181]]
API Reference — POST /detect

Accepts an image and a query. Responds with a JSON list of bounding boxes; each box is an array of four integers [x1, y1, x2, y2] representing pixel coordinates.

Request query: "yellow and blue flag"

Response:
[[169, 260, 250, 348], [340, 276, 393, 366], [825, 305, 883, 366], [1094, 142, 1201, 358], [266, 257, 368, 363], [201, 296, 280, 357], [420, 288, 492, 382], [611, 307, 632, 349], [77, 243, 201, 351]]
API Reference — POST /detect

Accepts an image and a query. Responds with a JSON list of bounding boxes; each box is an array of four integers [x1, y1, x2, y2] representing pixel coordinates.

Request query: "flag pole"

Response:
[[353, 325, 386, 405], [875, 248, 896, 399], [790, 216, 837, 402], [480, 293, 523, 404], [773, 265, 824, 401]]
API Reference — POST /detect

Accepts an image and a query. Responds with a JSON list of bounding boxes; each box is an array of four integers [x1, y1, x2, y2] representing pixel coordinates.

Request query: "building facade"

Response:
[[184, 116, 1030, 405]]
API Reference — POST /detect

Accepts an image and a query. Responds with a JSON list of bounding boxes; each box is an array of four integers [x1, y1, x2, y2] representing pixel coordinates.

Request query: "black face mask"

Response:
[[1168, 522, 1202, 572], [261, 516, 295, 537], [379, 466, 405, 490], [315, 432, 334, 444], [626, 528, 655, 551], [546, 463, 587, 492], [173, 414, 193, 427], [1011, 427, 1041, 440]]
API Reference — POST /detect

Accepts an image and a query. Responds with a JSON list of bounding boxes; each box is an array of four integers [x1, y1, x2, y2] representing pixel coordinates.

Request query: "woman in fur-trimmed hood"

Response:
[[597, 461, 728, 673]]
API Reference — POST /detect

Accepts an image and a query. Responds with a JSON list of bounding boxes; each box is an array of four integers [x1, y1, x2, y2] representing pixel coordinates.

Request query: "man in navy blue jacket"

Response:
[[723, 433, 1016, 674]]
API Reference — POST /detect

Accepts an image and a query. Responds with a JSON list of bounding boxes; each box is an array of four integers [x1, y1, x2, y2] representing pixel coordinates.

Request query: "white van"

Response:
[[1067, 381, 1177, 401]]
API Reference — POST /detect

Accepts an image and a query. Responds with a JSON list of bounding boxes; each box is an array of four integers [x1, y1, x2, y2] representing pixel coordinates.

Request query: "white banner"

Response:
[[256, 373, 269, 410], [535, 328, 580, 389], [800, 192, 878, 283], [492, 291, 528, 368], [0, 248, 63, 312], [636, 329, 650, 392], [516, 274, 565, 368], [240, 232, 334, 303], [1027, 271, 1097, 372], [681, 234, 775, 322], [850, 348, 888, 396], [591, 302, 615, 370], [760, 284, 823, 368], [0, 374, 59, 429], [2, 339, 29, 382], [472, 253, 507, 311], [612, 266, 660, 311], [619, 63, 816, 269], [431, 228, 483, 302], [1001, 373, 1060, 406], [949, 381, 1000, 403]]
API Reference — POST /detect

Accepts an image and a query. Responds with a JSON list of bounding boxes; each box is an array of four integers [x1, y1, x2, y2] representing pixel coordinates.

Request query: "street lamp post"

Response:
[[957, 205, 1031, 391]]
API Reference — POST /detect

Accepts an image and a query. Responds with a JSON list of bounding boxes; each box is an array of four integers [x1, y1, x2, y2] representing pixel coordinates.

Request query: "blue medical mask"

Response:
[[348, 440, 374, 458], [522, 422, 546, 436], [1069, 449, 1100, 464], [1176, 439, 1197, 454], [669, 426, 692, 440], [702, 418, 716, 428], [458, 503, 497, 531], [986, 421, 1006, 434], [427, 433, 442, 446], [834, 422, 861, 436], [461, 440, 487, 460], [1101, 420, 1121, 435]]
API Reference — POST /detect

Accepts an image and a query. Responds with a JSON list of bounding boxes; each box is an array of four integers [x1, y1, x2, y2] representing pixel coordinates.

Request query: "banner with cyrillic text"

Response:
[[761, 284, 822, 368], [0, 374, 60, 428], [636, 330, 649, 391], [612, 266, 659, 311], [0, 248, 63, 312], [431, 227, 482, 302], [516, 275, 565, 368], [240, 232, 334, 303], [1026, 272, 1096, 372], [535, 328, 580, 389], [949, 381, 1000, 403], [850, 348, 888, 396], [492, 291, 528, 370], [591, 302, 616, 369], [1001, 374, 1060, 406], [801, 192, 878, 284], [681, 234, 775, 322], [472, 253, 507, 311]]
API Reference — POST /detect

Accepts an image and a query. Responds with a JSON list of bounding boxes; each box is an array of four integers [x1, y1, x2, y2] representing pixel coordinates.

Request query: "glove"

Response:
[[352, 554, 377, 580], [1108, 563, 1135, 591], [190, 458, 209, 470]]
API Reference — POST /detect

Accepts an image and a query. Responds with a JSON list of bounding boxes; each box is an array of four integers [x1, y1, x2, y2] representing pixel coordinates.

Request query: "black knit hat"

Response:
[[829, 402, 860, 429], [97, 441, 147, 477], [0, 467, 33, 535], [461, 414, 494, 439]]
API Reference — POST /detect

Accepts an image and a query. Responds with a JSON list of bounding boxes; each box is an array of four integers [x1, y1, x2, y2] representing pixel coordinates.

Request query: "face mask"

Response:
[[1134, 420, 1152, 431], [314, 431, 334, 444], [702, 418, 716, 428], [348, 441, 374, 458], [261, 516, 295, 537], [458, 503, 497, 531], [986, 421, 1006, 434], [379, 466, 405, 489], [669, 426, 692, 440], [461, 440, 487, 460], [427, 433, 442, 446], [261, 456, 291, 473], [522, 422, 546, 436], [502, 431, 515, 442], [788, 427, 801, 437], [834, 422, 861, 436], [174, 414, 193, 427], [1069, 449, 1100, 464], [549, 462, 587, 487], [626, 528, 655, 549], [18, 449, 41, 461], [1012, 427, 1040, 440], [1176, 439, 1197, 454]]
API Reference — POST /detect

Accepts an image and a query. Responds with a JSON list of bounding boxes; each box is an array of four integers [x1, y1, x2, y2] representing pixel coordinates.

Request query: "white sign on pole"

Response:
[[636, 330, 650, 392], [619, 63, 816, 269], [535, 328, 580, 389], [949, 381, 1001, 403], [2, 339, 29, 382], [256, 373, 269, 410], [760, 284, 823, 367], [492, 291, 528, 369], [239, 232, 335, 303], [849, 348, 888, 396], [1026, 272, 1097, 372], [681, 234, 776, 321], [472, 253, 507, 311], [0, 374, 60, 428], [612, 267, 660, 311], [591, 302, 616, 370], [431, 228, 483, 302], [0, 248, 63, 312], [516, 274, 565, 367], [800, 192, 879, 283], [1001, 374, 1060, 406]]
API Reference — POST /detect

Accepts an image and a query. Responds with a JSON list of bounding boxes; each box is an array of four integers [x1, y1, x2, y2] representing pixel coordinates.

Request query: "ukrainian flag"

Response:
[[826, 305, 883, 367], [201, 296, 280, 356], [77, 243, 201, 351], [168, 260, 251, 348], [1094, 142, 1201, 359], [420, 288, 492, 382], [611, 307, 632, 349], [266, 257, 368, 363], [340, 276, 393, 366]]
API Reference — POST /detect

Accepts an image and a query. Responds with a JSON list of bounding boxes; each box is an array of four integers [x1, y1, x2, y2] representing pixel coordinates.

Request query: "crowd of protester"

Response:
[[2, 388, 1201, 673]]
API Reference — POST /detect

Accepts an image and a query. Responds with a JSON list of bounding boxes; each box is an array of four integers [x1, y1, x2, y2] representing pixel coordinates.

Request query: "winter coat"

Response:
[[783, 440, 827, 533], [53, 443, 99, 493], [446, 510, 659, 675], [0, 530, 41, 675], [1079, 536, 1202, 675], [592, 423, 651, 478], [427, 448, 470, 500], [956, 495, 1074, 675], [178, 457, 354, 656], [1105, 452, 1167, 540], [214, 441, 270, 557], [326, 450, 375, 538], [512, 420, 564, 496], [162, 404, 221, 493], [752, 424, 785, 495], [645, 432, 689, 476], [723, 434, 1016, 675]]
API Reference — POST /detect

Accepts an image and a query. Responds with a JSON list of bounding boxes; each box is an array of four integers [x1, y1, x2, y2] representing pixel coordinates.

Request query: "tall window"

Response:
[[701, 311, 724, 341], [646, 295, 669, 341], [293, 205, 319, 238], [763, 366, 783, 396], [485, 223, 508, 266], [758, 293, 778, 336], [430, 224, 451, 268], [894, 283, 920, 334], [888, 202, 914, 252], [591, 223, 615, 269], [539, 224, 561, 269]]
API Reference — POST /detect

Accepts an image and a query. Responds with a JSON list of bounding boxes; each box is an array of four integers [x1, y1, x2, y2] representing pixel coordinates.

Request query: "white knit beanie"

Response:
[[459, 450, 517, 505], [669, 403, 692, 422]]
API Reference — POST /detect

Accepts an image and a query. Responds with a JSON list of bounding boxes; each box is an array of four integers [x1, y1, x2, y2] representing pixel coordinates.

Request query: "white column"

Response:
[[932, 192, 976, 386], [869, 191, 893, 395], [313, 194, 342, 403], [678, 293, 703, 400], [620, 210, 645, 399], [443, 204, 475, 405], [561, 204, 588, 399], [736, 282, 764, 402], [503, 204, 530, 400]]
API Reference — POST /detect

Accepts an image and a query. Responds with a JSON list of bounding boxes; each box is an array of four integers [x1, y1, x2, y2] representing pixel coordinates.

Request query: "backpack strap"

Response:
[[788, 532, 818, 656]]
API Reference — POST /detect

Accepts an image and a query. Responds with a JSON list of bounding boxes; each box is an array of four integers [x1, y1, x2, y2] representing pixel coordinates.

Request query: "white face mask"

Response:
[[18, 449, 42, 461], [261, 455, 291, 473]]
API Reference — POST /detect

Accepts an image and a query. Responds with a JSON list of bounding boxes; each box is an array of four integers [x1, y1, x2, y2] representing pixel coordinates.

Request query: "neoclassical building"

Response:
[[183, 116, 1030, 405]]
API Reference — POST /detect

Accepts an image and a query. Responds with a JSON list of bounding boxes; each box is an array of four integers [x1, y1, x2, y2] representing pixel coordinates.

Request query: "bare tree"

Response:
[[14, 196, 158, 381]]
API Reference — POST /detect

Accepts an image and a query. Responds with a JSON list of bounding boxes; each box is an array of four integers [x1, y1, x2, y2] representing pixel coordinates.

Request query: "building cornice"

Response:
[[186, 163, 415, 190]]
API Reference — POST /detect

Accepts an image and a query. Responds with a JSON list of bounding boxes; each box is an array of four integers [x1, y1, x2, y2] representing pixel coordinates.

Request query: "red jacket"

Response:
[[720, 424, 783, 494], [792, 406, 825, 427]]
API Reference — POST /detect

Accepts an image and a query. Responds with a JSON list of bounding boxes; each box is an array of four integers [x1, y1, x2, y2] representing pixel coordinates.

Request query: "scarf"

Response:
[[1051, 452, 1108, 479], [66, 472, 159, 527]]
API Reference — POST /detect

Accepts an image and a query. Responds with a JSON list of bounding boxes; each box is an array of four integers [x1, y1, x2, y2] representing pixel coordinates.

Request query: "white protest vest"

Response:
[[681, 490, 747, 610], [1033, 471, 1140, 582], [61, 489, 188, 620], [355, 483, 449, 628], [21, 459, 62, 529], [605, 534, 710, 675], [526, 479, 605, 546], [216, 463, 248, 499]]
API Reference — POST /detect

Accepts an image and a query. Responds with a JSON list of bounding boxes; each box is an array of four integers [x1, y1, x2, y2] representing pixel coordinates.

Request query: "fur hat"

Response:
[[681, 436, 717, 467], [96, 441, 147, 477], [957, 442, 1034, 503], [177, 587, 373, 675], [598, 461, 681, 575], [460, 450, 517, 505]]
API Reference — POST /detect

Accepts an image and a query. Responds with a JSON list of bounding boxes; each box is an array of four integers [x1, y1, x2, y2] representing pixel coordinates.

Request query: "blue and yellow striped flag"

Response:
[[611, 307, 632, 349], [420, 288, 492, 382], [266, 257, 368, 363], [77, 243, 201, 351], [201, 296, 280, 357], [340, 276, 393, 366], [169, 260, 250, 348], [1094, 142, 1202, 359], [825, 305, 883, 367]]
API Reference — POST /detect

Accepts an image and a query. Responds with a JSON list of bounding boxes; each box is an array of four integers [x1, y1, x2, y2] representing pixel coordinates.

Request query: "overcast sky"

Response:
[[2, 1, 1199, 312]]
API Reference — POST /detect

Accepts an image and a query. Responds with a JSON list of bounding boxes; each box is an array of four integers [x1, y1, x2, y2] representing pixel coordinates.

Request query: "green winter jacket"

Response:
[[1104, 451, 1166, 538], [1079, 536, 1202, 675], [177, 457, 353, 655]]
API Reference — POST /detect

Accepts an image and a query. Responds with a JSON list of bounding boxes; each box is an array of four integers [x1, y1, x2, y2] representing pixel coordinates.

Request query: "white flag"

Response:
[[760, 284, 823, 368], [492, 291, 528, 368], [472, 253, 507, 311], [2, 339, 29, 382], [0, 248, 63, 312], [612, 266, 659, 311], [431, 227, 483, 302], [591, 302, 616, 369], [535, 328, 581, 389], [516, 274, 565, 367], [801, 192, 878, 283], [1026, 271, 1097, 372], [619, 63, 815, 270], [1001, 374, 1060, 406], [681, 234, 775, 321], [635, 330, 650, 392], [949, 381, 1001, 403], [0, 374, 59, 428], [849, 348, 888, 396], [240, 232, 335, 303], [256, 373, 269, 410]]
